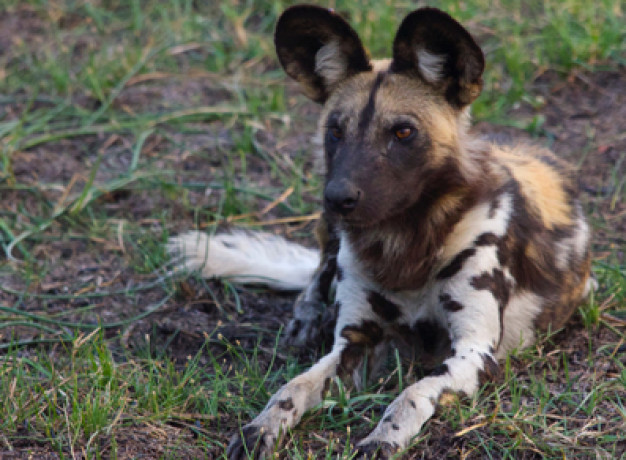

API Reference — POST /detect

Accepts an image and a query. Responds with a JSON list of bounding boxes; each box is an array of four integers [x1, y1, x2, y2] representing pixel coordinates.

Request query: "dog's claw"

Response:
[[226, 425, 274, 460], [282, 300, 326, 348], [353, 440, 400, 459]]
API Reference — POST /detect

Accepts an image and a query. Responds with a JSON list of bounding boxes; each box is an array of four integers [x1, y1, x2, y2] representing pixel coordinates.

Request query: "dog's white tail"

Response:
[[167, 230, 319, 291]]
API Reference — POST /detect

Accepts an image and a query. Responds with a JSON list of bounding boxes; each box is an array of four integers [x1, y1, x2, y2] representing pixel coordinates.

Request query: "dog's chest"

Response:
[[336, 193, 514, 310], [334, 194, 518, 358], [337, 233, 448, 324]]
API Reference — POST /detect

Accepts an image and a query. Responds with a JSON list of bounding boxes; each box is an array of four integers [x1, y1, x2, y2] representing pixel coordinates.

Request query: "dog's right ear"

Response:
[[391, 8, 484, 108], [275, 5, 371, 103]]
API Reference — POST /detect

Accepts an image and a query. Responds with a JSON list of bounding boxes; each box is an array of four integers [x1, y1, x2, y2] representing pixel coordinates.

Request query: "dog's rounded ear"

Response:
[[275, 5, 371, 103], [391, 8, 484, 108]]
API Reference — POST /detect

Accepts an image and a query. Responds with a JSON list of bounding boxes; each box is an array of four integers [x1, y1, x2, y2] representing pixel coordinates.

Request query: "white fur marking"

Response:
[[315, 40, 348, 88], [416, 48, 446, 84], [583, 277, 597, 298], [555, 211, 590, 270], [498, 290, 544, 358]]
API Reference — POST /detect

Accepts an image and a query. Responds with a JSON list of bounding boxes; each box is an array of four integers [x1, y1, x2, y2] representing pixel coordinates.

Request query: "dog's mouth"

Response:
[[336, 199, 418, 231], [335, 212, 383, 230], [324, 195, 408, 229]]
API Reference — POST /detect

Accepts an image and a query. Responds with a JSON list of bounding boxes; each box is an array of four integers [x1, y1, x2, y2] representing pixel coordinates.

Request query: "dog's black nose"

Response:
[[325, 179, 361, 215]]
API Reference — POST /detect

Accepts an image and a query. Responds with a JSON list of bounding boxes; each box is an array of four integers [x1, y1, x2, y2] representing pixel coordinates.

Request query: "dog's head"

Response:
[[275, 6, 485, 227]]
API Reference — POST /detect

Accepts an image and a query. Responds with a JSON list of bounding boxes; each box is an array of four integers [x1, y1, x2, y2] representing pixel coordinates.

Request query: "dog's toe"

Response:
[[282, 300, 325, 347], [227, 425, 274, 460], [353, 440, 401, 459]]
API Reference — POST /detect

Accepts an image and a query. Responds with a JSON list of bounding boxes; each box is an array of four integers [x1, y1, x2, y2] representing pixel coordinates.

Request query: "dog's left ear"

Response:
[[391, 8, 484, 108], [275, 5, 372, 103]]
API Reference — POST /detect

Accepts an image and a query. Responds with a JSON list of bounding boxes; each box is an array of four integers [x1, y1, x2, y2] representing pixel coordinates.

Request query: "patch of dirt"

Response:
[[0, 5, 48, 60], [114, 76, 234, 113], [0, 424, 206, 460]]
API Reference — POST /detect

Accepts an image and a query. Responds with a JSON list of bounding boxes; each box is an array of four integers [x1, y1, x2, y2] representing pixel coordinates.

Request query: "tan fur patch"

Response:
[[430, 192, 470, 228], [495, 146, 573, 229], [438, 390, 459, 406], [341, 328, 370, 344], [524, 241, 542, 261], [371, 58, 392, 72]]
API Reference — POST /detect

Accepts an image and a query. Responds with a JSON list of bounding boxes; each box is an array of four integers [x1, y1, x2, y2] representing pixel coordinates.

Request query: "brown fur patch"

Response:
[[477, 353, 499, 385], [534, 251, 592, 331], [470, 268, 511, 345], [436, 247, 476, 279], [278, 398, 294, 411], [474, 232, 500, 246], [395, 319, 453, 371], [321, 377, 332, 400], [438, 391, 459, 407], [470, 269, 511, 312], [443, 299, 464, 312], [430, 363, 449, 376], [338, 322, 384, 377], [497, 180, 561, 295], [368, 291, 402, 322], [338, 343, 364, 376]]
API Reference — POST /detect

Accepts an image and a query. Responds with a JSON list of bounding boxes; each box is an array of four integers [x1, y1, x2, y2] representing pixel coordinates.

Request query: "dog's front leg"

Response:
[[228, 279, 385, 459], [356, 277, 506, 458], [227, 336, 382, 459], [227, 349, 342, 459], [283, 216, 339, 347], [355, 343, 499, 458]]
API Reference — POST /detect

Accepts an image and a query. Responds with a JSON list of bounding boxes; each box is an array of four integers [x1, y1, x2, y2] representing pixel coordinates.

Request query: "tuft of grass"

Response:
[[0, 326, 303, 457]]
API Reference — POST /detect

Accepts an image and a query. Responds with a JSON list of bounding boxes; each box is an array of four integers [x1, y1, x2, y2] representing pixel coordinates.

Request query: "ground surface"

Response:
[[0, 2, 624, 459]]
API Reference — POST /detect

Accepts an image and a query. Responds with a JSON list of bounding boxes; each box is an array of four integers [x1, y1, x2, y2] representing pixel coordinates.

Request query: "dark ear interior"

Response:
[[274, 5, 371, 103], [391, 8, 485, 107]]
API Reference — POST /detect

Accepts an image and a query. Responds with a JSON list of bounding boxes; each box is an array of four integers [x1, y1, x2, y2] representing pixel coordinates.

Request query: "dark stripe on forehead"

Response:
[[357, 71, 386, 134]]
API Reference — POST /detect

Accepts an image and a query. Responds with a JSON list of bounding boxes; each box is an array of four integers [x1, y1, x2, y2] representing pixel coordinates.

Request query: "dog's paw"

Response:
[[226, 425, 275, 460], [282, 300, 325, 348], [353, 440, 401, 459]]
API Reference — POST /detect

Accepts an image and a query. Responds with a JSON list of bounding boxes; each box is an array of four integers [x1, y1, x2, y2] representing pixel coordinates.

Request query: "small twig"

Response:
[[597, 293, 617, 312], [258, 186, 295, 216], [236, 212, 322, 227], [117, 220, 126, 255], [454, 420, 489, 437], [600, 313, 626, 327], [0, 431, 13, 450], [227, 186, 295, 223]]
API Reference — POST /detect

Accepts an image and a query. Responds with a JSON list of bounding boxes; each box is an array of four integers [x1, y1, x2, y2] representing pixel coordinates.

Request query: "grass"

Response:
[[0, 0, 625, 458]]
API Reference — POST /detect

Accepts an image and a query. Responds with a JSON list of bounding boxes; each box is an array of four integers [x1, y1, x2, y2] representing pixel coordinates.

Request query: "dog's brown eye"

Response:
[[329, 127, 343, 141], [395, 127, 414, 140]]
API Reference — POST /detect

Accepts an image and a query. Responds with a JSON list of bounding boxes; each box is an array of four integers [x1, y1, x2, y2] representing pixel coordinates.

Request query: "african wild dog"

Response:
[[169, 5, 593, 458]]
